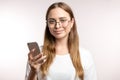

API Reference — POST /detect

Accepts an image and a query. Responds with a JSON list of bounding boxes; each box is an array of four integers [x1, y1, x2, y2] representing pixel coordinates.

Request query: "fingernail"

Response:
[[44, 59, 47, 62], [32, 48, 35, 52], [42, 55, 47, 58]]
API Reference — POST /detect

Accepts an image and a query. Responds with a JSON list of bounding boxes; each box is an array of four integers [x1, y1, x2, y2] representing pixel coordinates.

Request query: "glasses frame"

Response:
[[46, 18, 71, 27]]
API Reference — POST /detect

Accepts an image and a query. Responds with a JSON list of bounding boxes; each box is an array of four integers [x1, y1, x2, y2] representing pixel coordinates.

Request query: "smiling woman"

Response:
[[0, 0, 120, 80], [47, 7, 74, 39], [25, 2, 97, 80]]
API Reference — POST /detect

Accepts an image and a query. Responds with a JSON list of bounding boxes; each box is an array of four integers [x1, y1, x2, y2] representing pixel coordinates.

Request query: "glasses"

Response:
[[47, 18, 71, 27]]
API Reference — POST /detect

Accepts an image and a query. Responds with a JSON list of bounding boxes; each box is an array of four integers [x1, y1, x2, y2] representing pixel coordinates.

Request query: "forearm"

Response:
[[28, 70, 37, 80]]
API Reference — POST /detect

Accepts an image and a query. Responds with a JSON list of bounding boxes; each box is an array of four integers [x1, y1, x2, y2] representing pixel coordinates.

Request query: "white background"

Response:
[[0, 0, 120, 80]]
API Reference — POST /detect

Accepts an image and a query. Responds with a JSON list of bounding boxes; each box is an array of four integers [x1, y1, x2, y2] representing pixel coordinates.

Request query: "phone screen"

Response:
[[27, 42, 40, 57]]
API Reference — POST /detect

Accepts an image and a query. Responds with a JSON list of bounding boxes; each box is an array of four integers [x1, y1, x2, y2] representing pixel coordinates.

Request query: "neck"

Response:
[[55, 37, 69, 55]]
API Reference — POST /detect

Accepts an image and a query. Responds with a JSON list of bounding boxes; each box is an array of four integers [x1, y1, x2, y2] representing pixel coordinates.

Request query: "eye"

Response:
[[48, 20, 55, 24], [60, 19, 67, 23]]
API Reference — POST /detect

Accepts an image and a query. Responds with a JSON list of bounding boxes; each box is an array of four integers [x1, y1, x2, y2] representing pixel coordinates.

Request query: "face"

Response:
[[47, 7, 74, 39]]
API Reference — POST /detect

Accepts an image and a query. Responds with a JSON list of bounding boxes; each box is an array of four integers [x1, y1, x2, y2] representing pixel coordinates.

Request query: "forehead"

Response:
[[48, 7, 70, 19]]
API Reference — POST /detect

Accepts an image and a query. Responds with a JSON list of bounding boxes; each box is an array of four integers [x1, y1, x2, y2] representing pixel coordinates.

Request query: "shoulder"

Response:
[[79, 48, 97, 80], [80, 47, 94, 70]]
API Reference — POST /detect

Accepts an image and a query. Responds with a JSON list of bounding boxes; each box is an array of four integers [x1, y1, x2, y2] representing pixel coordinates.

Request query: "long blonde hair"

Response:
[[40, 2, 84, 80]]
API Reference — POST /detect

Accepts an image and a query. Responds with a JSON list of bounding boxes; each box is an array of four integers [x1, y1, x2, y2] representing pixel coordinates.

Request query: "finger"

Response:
[[29, 55, 46, 65], [28, 48, 36, 60], [33, 53, 42, 60], [41, 59, 47, 65], [29, 48, 35, 52], [28, 53, 34, 61], [33, 51, 44, 61], [35, 55, 47, 64]]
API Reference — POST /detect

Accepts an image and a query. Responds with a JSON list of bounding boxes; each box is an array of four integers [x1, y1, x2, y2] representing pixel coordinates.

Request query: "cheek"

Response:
[[48, 27, 55, 36], [64, 26, 72, 33], [49, 27, 53, 33], [65, 22, 73, 32]]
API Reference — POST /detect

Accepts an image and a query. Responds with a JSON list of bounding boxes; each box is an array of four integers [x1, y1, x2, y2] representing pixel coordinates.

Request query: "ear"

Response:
[[70, 18, 74, 28]]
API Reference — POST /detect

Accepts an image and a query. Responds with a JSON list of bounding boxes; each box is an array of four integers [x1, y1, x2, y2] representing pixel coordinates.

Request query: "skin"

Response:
[[28, 7, 74, 80]]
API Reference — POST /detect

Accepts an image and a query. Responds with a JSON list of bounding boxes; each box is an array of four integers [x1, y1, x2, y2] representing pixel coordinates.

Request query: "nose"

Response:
[[55, 22, 61, 29]]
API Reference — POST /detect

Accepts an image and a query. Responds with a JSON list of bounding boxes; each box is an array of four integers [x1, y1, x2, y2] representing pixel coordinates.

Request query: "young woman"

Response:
[[25, 2, 97, 80]]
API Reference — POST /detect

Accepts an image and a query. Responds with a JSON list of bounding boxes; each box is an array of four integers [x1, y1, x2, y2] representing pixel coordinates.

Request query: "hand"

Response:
[[28, 49, 47, 72]]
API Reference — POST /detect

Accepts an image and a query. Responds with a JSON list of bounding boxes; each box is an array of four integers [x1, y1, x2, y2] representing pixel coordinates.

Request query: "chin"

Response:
[[54, 34, 68, 39]]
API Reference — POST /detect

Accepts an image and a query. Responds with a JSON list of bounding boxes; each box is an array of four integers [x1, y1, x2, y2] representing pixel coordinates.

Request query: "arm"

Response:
[[25, 62, 37, 80], [25, 50, 47, 80], [27, 69, 37, 80]]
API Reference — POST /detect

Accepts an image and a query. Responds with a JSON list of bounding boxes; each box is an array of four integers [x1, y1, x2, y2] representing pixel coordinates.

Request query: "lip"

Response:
[[54, 30, 64, 34]]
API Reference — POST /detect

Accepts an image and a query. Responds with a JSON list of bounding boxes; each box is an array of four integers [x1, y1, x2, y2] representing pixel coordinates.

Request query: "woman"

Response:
[[26, 2, 97, 80]]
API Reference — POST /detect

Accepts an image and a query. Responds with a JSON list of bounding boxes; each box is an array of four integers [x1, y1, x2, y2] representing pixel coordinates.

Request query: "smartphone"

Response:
[[27, 42, 40, 57]]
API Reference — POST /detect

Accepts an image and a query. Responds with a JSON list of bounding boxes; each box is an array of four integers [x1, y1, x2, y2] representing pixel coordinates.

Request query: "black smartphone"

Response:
[[27, 42, 40, 57]]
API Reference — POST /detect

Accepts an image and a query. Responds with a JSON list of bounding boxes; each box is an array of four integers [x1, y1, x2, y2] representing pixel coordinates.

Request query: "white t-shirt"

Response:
[[25, 48, 97, 80]]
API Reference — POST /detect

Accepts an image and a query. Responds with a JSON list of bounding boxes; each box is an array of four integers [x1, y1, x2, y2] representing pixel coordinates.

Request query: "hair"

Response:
[[40, 2, 84, 80]]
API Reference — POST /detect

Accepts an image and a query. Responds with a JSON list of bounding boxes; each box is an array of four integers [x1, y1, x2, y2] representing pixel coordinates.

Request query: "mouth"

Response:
[[54, 30, 64, 34]]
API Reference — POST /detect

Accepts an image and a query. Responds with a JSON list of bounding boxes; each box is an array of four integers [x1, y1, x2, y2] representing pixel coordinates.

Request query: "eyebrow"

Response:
[[59, 17, 67, 19], [48, 17, 67, 20]]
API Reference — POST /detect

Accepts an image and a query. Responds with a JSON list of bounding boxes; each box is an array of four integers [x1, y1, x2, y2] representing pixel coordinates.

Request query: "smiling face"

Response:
[[47, 7, 74, 39]]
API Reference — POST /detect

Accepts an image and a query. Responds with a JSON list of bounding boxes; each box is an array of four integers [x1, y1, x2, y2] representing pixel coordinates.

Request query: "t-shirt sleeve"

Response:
[[80, 48, 97, 80], [25, 61, 45, 80], [25, 61, 31, 80]]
